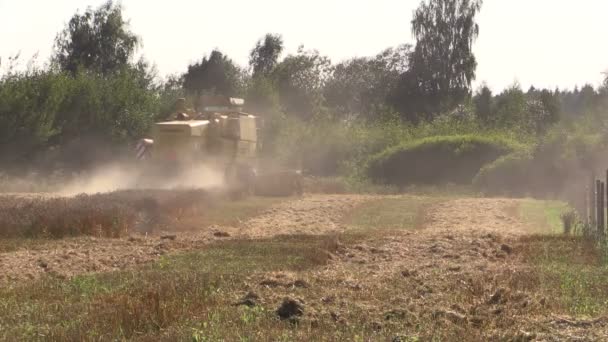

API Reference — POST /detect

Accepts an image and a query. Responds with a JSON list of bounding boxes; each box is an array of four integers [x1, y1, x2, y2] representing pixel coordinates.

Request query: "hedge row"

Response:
[[366, 135, 522, 186]]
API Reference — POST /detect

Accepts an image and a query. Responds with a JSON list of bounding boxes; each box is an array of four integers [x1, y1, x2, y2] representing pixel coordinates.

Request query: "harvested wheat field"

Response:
[[0, 192, 606, 341]]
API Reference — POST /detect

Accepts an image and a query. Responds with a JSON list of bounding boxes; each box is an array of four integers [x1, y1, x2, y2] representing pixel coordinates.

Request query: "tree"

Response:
[[394, 0, 483, 120], [273, 47, 332, 120], [473, 84, 493, 123], [539, 89, 560, 124], [493, 84, 526, 128], [249, 34, 284, 78], [183, 50, 243, 97], [246, 34, 283, 113], [324, 45, 411, 119], [53, 0, 140, 75]]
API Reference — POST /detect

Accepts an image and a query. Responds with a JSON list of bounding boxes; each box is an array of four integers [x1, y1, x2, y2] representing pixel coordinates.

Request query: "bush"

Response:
[[0, 66, 170, 168], [561, 209, 578, 235], [473, 150, 535, 196], [474, 118, 608, 198], [272, 116, 411, 176], [367, 135, 520, 186], [0, 69, 68, 162]]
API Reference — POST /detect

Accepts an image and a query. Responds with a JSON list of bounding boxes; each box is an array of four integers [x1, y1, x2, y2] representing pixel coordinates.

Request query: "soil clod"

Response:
[[276, 298, 304, 320], [500, 243, 513, 254]]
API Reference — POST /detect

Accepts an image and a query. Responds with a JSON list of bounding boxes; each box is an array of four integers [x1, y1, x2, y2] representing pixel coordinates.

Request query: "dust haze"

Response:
[[54, 162, 225, 196]]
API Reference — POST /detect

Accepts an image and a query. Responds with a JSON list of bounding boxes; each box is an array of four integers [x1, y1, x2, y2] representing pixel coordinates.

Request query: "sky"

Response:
[[1, 0, 607, 92]]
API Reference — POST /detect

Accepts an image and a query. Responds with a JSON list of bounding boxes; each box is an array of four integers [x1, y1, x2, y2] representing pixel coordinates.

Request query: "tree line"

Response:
[[1, 0, 608, 172]]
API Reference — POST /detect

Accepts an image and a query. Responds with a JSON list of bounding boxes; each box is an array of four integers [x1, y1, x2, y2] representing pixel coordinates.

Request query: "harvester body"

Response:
[[137, 96, 301, 196]]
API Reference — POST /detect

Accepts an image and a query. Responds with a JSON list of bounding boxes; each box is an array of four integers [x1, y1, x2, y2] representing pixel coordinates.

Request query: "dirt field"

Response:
[[0, 194, 372, 282], [1, 193, 607, 340]]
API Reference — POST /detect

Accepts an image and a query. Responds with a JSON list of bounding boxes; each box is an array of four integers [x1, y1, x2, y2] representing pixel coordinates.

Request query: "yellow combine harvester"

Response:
[[136, 96, 302, 196]]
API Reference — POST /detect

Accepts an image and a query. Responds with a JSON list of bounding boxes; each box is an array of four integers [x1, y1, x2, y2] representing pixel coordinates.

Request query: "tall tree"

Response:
[[183, 50, 243, 97], [394, 0, 482, 120], [273, 47, 332, 120], [473, 84, 493, 123], [53, 0, 140, 75], [324, 45, 411, 119], [249, 34, 284, 78]]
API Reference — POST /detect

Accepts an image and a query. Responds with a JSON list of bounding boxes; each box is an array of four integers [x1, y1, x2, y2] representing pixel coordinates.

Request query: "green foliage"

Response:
[[324, 45, 410, 119], [57, 67, 160, 143], [245, 75, 280, 114], [53, 0, 139, 75], [367, 134, 519, 186], [273, 47, 332, 120], [0, 65, 165, 165], [249, 33, 284, 78], [183, 49, 244, 97], [4, 0, 608, 190], [393, 0, 482, 118], [473, 150, 535, 196], [271, 115, 409, 176], [474, 109, 608, 197], [0, 68, 68, 160], [473, 84, 493, 123]]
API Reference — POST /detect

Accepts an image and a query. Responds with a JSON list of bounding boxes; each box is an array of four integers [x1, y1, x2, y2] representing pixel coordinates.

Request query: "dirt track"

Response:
[[0, 194, 372, 282], [0, 196, 528, 283]]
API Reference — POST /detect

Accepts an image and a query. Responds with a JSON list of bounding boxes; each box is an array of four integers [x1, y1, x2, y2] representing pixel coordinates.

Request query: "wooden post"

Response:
[[599, 181, 606, 232], [591, 172, 597, 228], [604, 170, 608, 237], [585, 183, 589, 226], [596, 180, 602, 231], [599, 181, 605, 234], [601, 181, 604, 233]]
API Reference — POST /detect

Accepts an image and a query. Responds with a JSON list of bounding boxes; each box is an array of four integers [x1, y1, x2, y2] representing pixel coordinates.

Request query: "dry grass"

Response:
[[0, 190, 223, 239], [0, 195, 441, 341], [0, 236, 341, 341], [2, 194, 607, 340], [342, 196, 439, 231], [302, 176, 349, 194]]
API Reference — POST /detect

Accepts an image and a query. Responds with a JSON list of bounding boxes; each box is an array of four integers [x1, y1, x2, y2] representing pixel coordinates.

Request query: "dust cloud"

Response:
[[58, 162, 225, 196]]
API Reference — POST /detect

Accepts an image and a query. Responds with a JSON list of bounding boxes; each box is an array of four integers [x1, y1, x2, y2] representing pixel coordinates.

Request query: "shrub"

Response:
[[0, 66, 170, 168], [367, 135, 520, 186], [473, 150, 535, 196], [560, 209, 577, 235], [473, 118, 608, 198], [272, 116, 413, 176]]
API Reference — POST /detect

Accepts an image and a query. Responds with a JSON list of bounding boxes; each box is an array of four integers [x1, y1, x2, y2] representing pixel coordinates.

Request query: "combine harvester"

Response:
[[135, 96, 302, 196]]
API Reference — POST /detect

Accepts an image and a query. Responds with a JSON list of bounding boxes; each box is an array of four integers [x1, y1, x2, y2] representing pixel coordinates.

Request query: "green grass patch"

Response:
[[192, 196, 284, 227], [343, 196, 441, 231], [520, 235, 608, 317], [518, 199, 569, 234], [0, 236, 337, 341]]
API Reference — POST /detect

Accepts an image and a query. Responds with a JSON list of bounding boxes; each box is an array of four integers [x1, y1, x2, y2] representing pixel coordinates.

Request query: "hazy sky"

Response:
[[1, 0, 607, 91]]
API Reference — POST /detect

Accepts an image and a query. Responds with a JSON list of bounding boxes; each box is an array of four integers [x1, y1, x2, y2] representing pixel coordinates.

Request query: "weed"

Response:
[[560, 209, 578, 235]]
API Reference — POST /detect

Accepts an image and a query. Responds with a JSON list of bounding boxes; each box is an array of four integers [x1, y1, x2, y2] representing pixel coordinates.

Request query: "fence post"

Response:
[[599, 181, 605, 234], [604, 170, 608, 238], [591, 172, 597, 228], [596, 180, 602, 231], [602, 181, 604, 233]]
